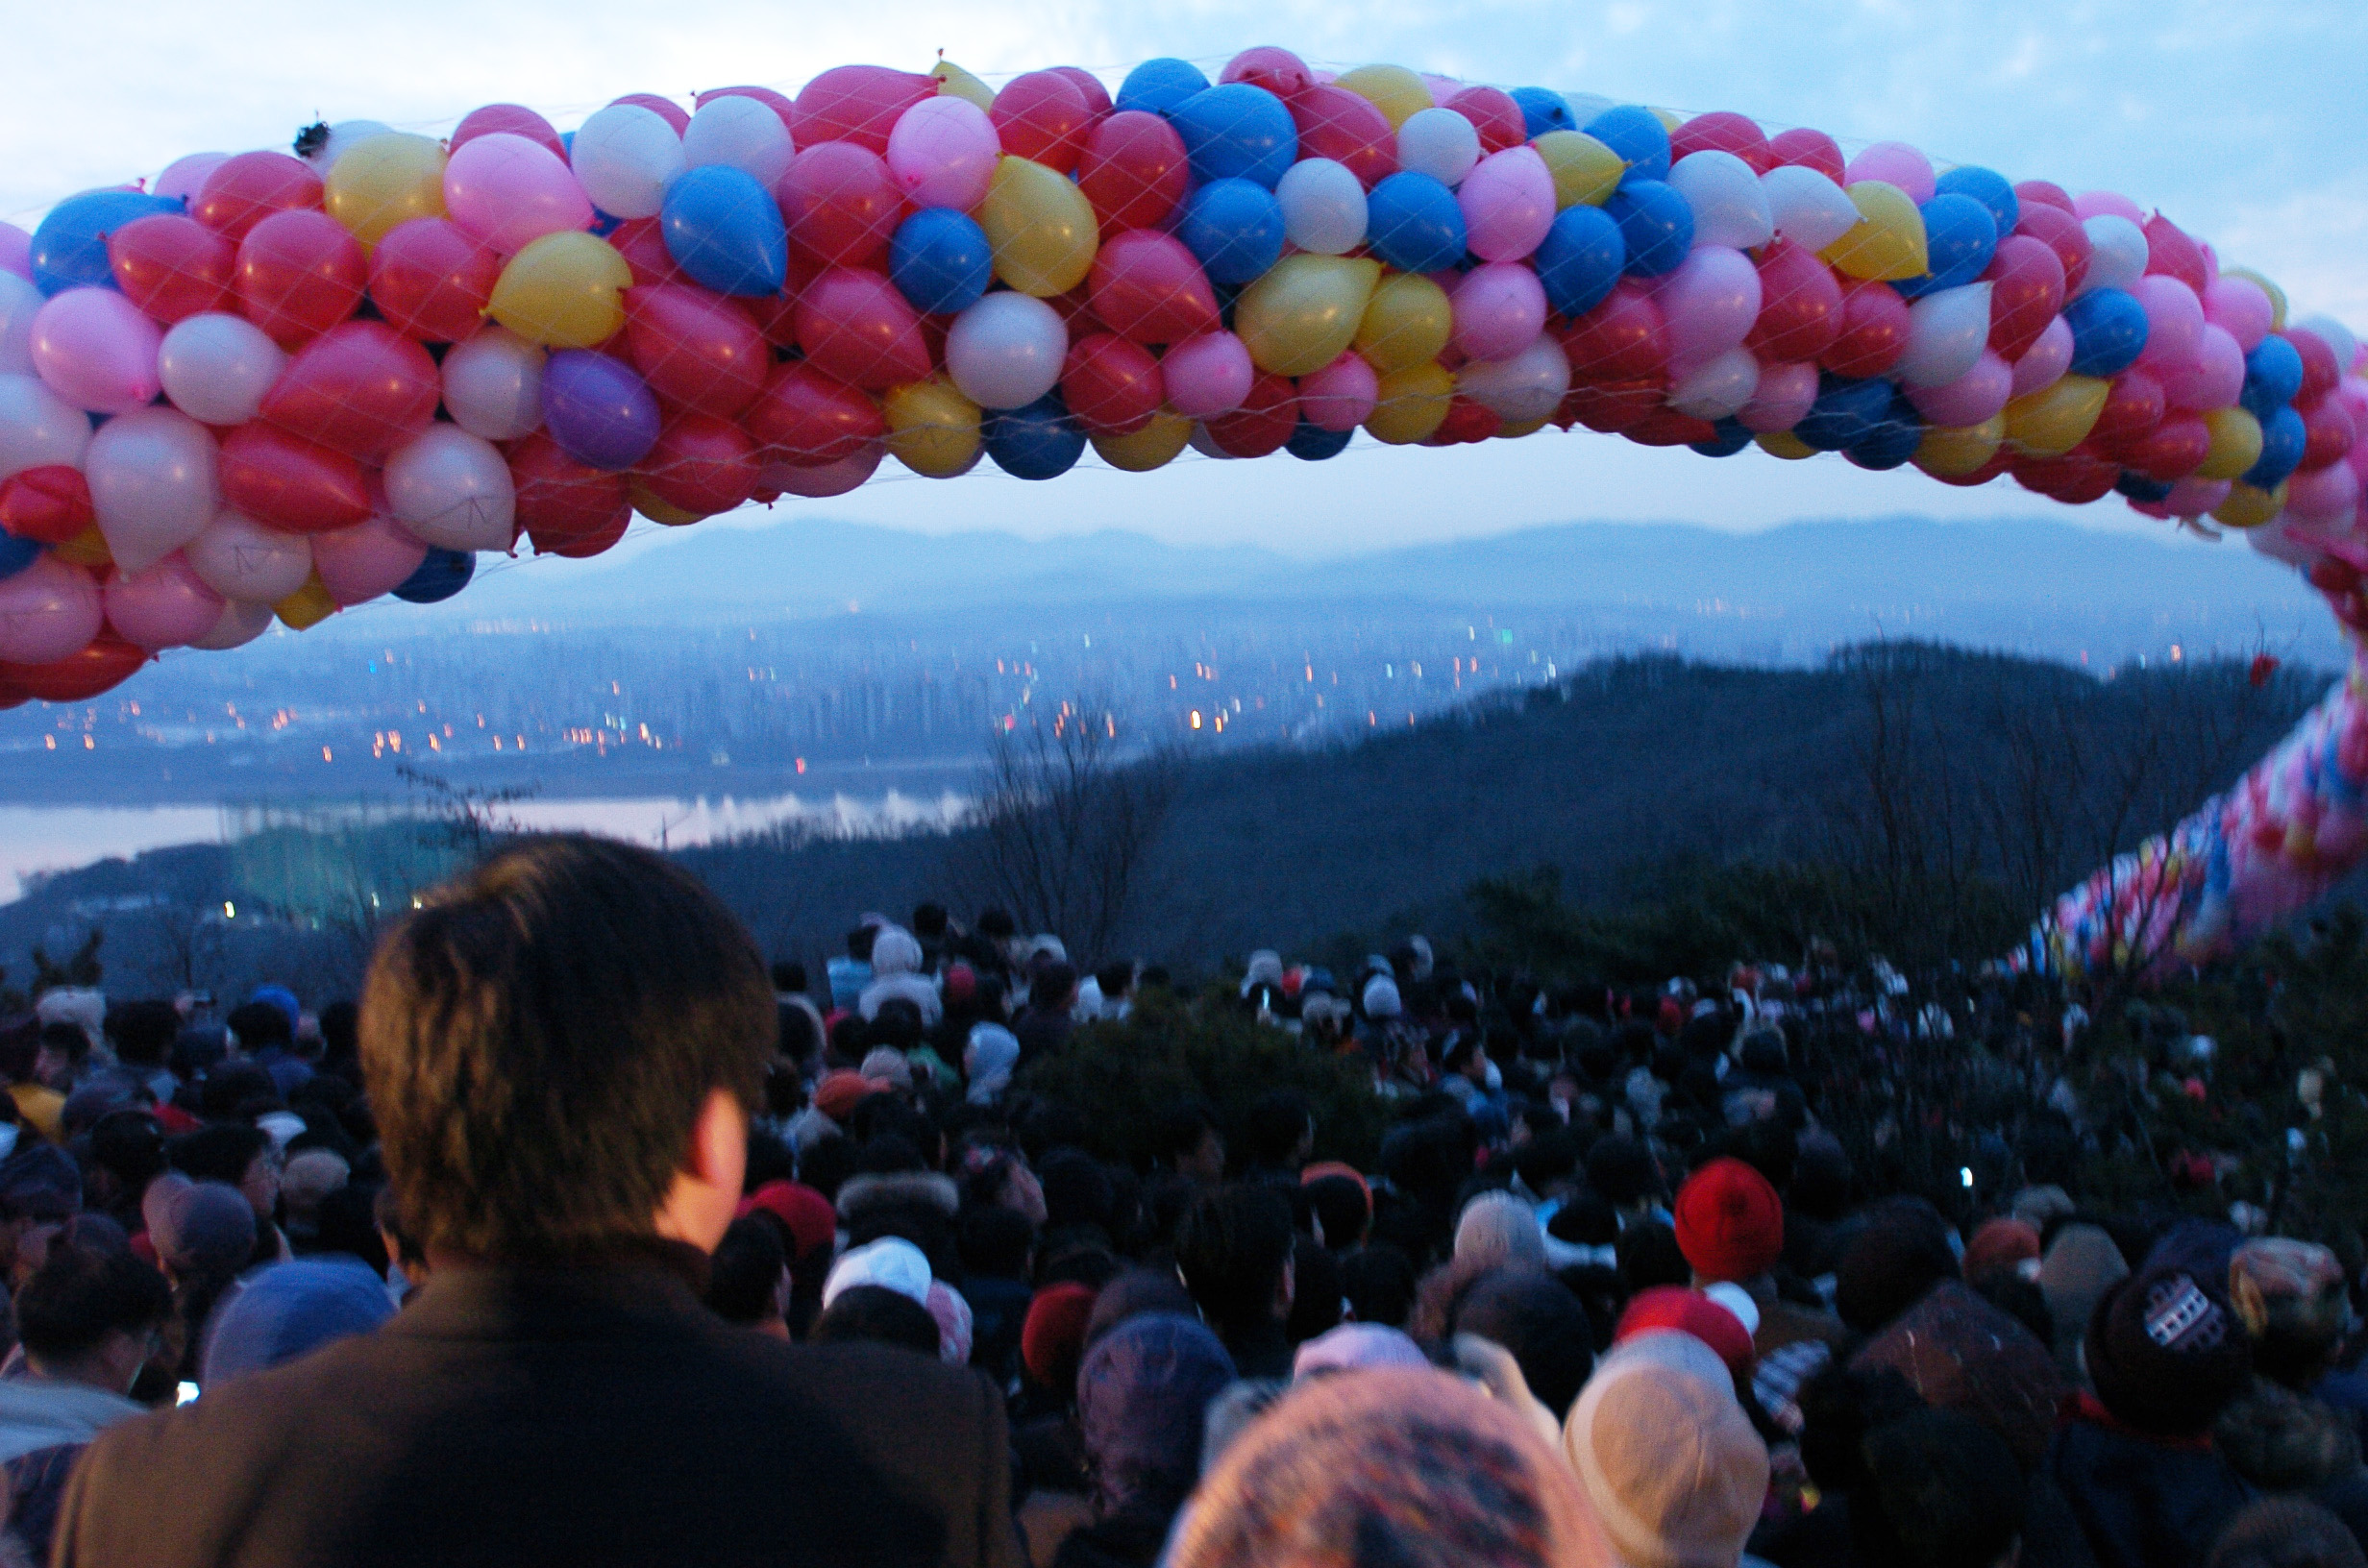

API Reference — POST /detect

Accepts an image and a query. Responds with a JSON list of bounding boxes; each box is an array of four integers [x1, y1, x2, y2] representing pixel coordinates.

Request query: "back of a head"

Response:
[[1240, 1090, 1313, 1170], [1174, 1186, 1295, 1339], [1836, 1207, 1961, 1335], [1852, 1409, 2025, 1568], [142, 1176, 257, 1281], [1564, 1333, 1769, 1568], [1077, 1312, 1238, 1519], [226, 999, 293, 1055], [2207, 1499, 2368, 1568], [199, 1258, 397, 1386], [811, 1284, 942, 1358], [2086, 1262, 2254, 1438], [360, 836, 774, 1261], [14, 1240, 169, 1368], [1302, 1173, 1370, 1251], [1453, 1267, 1597, 1418], [704, 1214, 787, 1326], [1456, 1190, 1548, 1272], [105, 999, 181, 1068], [171, 1122, 268, 1187]]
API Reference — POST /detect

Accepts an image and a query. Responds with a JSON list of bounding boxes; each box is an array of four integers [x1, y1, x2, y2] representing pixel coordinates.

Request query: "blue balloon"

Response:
[[1365, 172, 1467, 274], [1287, 418, 1355, 461], [0, 534, 38, 581], [984, 393, 1086, 480], [661, 165, 787, 297], [1690, 418, 1753, 458], [2114, 471, 2176, 503], [1175, 178, 1286, 285], [1115, 58, 1210, 117], [1932, 166, 2018, 240], [1793, 377, 1895, 453], [1896, 194, 1996, 298], [888, 208, 992, 314], [2241, 334, 2306, 420], [2243, 404, 2308, 490], [1170, 83, 1298, 190], [30, 189, 182, 297], [1583, 105, 1671, 184], [1604, 181, 1693, 277], [1534, 206, 1625, 318], [588, 209, 624, 238], [1510, 87, 1576, 138], [2062, 287, 2150, 378], [393, 548, 476, 604]]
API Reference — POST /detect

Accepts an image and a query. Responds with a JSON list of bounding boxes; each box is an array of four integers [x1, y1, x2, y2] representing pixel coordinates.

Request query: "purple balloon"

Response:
[[541, 350, 660, 471]]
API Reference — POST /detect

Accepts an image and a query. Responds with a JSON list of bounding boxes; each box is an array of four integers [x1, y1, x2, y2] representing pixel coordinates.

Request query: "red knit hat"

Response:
[[735, 1181, 836, 1264], [1673, 1157, 1785, 1284], [1022, 1282, 1099, 1397], [1615, 1286, 1755, 1375], [812, 1069, 876, 1123]]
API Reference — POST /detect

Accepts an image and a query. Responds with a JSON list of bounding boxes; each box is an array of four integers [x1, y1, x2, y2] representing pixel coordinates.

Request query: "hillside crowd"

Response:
[[0, 835, 2357, 1566]]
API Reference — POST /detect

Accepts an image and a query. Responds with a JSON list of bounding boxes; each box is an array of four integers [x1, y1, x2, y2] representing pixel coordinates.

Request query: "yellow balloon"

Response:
[[1497, 416, 1550, 439], [2197, 406, 2265, 480], [1532, 131, 1624, 208], [1650, 108, 1684, 134], [325, 133, 447, 248], [980, 156, 1098, 298], [2224, 267, 2288, 331], [1913, 415, 2005, 478], [487, 233, 630, 349], [1092, 408, 1193, 472], [1821, 182, 1929, 282], [1756, 431, 1816, 460], [629, 479, 708, 527], [54, 524, 111, 569], [1365, 361, 1454, 445], [931, 59, 996, 110], [1235, 255, 1382, 377], [1333, 64, 1432, 130], [1354, 272, 1452, 374], [2003, 375, 2109, 458], [885, 377, 982, 478], [275, 575, 338, 631], [2211, 479, 2286, 529]]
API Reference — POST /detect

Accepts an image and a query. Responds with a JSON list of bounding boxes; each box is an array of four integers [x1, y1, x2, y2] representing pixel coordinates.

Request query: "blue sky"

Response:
[[8, 0, 2365, 554]]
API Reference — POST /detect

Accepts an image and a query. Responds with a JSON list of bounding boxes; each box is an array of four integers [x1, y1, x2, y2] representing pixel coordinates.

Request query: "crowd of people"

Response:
[[0, 833, 2357, 1565]]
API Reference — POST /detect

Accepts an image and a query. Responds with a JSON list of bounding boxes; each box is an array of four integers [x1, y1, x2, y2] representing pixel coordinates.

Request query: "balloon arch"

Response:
[[0, 49, 2362, 978]]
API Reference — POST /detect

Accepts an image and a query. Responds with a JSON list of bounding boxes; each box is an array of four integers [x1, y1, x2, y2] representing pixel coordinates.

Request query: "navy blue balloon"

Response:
[[888, 208, 992, 314], [1115, 58, 1210, 117], [1176, 178, 1285, 285], [1510, 87, 1575, 137], [661, 165, 787, 297], [1793, 377, 1895, 453], [30, 189, 182, 297], [1690, 419, 1753, 457], [2241, 335, 2306, 420], [0, 534, 37, 581], [1604, 181, 1693, 277], [393, 548, 475, 604], [1366, 172, 1468, 274], [1534, 206, 1625, 318], [2114, 471, 2176, 503], [1896, 194, 1996, 298], [1845, 395, 1925, 470], [588, 209, 624, 237], [1170, 84, 1298, 190], [1932, 166, 2018, 239], [1287, 418, 1355, 461], [2062, 288, 2150, 378], [984, 393, 1087, 480], [1583, 106, 1671, 184], [2243, 404, 2308, 490]]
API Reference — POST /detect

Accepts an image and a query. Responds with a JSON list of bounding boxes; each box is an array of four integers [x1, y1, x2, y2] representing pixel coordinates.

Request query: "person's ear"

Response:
[[654, 1089, 747, 1253]]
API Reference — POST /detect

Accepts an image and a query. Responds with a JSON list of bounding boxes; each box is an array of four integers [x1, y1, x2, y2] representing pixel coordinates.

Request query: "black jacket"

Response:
[[57, 1255, 1024, 1568]]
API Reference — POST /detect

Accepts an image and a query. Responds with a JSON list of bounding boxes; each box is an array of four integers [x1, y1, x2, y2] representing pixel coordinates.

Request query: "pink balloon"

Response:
[[1457, 147, 1554, 262], [0, 224, 33, 282], [0, 556, 102, 665], [2073, 190, 2145, 224], [2159, 324, 2245, 411], [2163, 476, 2232, 518], [103, 551, 224, 649], [1449, 263, 1547, 362], [1419, 74, 1463, 104], [762, 444, 882, 498], [2286, 461, 2360, 527], [312, 513, 430, 605], [441, 133, 593, 254], [1908, 349, 2013, 427], [2203, 277, 2273, 352], [2132, 276, 2204, 370], [1843, 142, 1934, 205], [1655, 246, 1762, 376], [155, 153, 229, 203], [885, 97, 1000, 212], [2010, 315, 2074, 397], [1736, 358, 1818, 432], [30, 288, 162, 414], [1161, 332, 1254, 418], [1298, 352, 1378, 431]]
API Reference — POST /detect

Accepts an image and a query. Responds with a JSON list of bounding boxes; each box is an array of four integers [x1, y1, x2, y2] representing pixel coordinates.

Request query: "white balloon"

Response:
[[86, 407, 218, 575], [2078, 216, 2148, 296], [1761, 165, 1860, 253], [185, 508, 313, 604], [762, 446, 880, 499], [1187, 423, 1238, 460], [0, 272, 39, 378], [1669, 151, 1772, 252], [158, 313, 285, 427], [2247, 521, 2320, 569], [188, 598, 276, 650], [682, 94, 796, 190], [1896, 282, 1993, 389], [1456, 335, 1570, 424], [571, 105, 687, 220], [1395, 108, 1481, 188], [441, 328, 546, 440], [0, 374, 91, 483], [944, 293, 1067, 410], [1669, 347, 1761, 420], [2293, 313, 2359, 376], [302, 120, 394, 169], [1276, 159, 1368, 256], [384, 427, 516, 551], [1564, 93, 1616, 125]]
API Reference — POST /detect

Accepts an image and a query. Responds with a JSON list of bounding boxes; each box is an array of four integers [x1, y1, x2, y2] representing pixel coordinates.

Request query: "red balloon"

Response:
[[791, 65, 938, 155], [0, 466, 94, 546], [451, 104, 566, 159], [777, 143, 904, 271], [1744, 238, 1840, 362], [1088, 232, 1220, 346], [219, 424, 373, 532], [624, 284, 769, 417], [1287, 86, 1395, 190], [108, 214, 235, 324], [1557, 376, 1666, 433], [1425, 394, 1503, 446], [694, 86, 799, 129], [2117, 414, 2212, 482], [259, 321, 439, 459], [510, 430, 630, 552], [236, 209, 365, 347], [2013, 204, 2091, 298], [5, 632, 146, 703], [1443, 87, 1526, 155], [1626, 406, 1717, 447], [368, 217, 501, 343], [2285, 329, 2343, 405], [2298, 395, 2357, 473], [604, 218, 688, 288], [1061, 333, 1163, 435], [1984, 234, 2067, 362], [2014, 181, 2075, 215], [191, 151, 323, 242], [1219, 47, 1312, 100], [1820, 280, 1911, 378], [609, 92, 690, 133], [1078, 112, 1192, 234], [992, 71, 1096, 176], [1048, 67, 1114, 118], [1559, 281, 1668, 381], [0, 675, 24, 712], [2013, 449, 2117, 503], [2141, 214, 2208, 295], [743, 362, 886, 464], [792, 268, 931, 389], [1206, 372, 1298, 457], [639, 414, 759, 515], [2090, 368, 2167, 448], [1671, 111, 1770, 175], [1930, 453, 2010, 488], [1765, 128, 1843, 183]]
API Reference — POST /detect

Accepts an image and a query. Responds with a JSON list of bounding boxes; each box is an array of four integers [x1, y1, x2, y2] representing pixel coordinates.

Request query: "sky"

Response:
[[9, 0, 2367, 555]]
